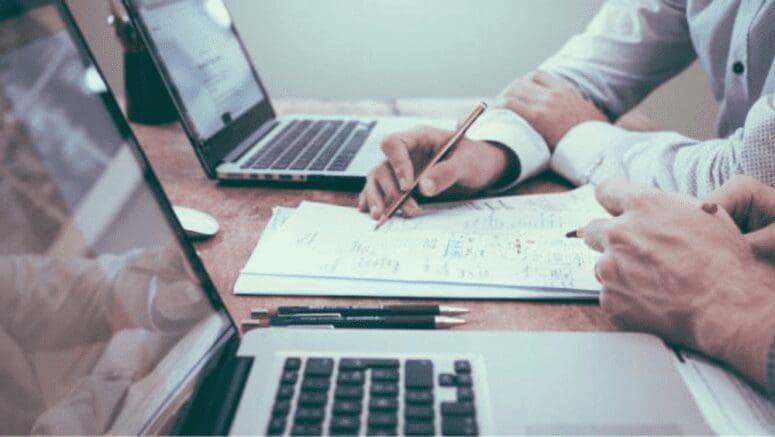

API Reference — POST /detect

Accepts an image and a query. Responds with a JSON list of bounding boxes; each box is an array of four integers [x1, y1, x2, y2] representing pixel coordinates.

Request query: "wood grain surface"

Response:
[[131, 99, 614, 334]]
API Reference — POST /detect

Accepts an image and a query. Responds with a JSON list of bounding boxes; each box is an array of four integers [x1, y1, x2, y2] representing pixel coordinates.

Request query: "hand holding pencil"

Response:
[[357, 103, 519, 222]]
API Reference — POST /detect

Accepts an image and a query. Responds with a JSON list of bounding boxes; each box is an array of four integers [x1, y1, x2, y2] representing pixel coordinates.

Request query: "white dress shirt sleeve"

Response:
[[551, 94, 775, 198], [540, 0, 697, 120], [465, 108, 550, 192], [465, 0, 698, 192]]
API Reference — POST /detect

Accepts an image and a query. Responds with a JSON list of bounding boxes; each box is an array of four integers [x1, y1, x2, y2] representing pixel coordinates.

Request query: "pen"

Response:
[[374, 102, 488, 230], [274, 304, 469, 317], [269, 315, 465, 329]]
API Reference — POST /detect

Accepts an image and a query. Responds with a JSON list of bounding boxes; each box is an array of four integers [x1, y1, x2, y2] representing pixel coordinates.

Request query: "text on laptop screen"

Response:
[[0, 2, 231, 434], [136, 0, 265, 141]]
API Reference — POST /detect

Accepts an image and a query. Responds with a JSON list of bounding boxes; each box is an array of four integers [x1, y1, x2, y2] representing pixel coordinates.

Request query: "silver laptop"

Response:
[[122, 0, 452, 187], [0, 1, 711, 434]]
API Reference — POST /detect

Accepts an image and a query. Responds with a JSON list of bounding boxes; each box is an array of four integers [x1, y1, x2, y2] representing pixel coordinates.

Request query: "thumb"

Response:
[[745, 224, 775, 259], [418, 158, 468, 197]]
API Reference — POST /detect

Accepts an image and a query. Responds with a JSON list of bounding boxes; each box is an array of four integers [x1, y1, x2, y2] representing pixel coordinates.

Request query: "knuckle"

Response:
[[596, 254, 620, 282], [604, 224, 629, 246]]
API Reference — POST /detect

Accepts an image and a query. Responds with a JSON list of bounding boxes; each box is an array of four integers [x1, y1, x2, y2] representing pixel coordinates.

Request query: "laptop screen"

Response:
[[127, 0, 274, 174], [0, 1, 232, 434]]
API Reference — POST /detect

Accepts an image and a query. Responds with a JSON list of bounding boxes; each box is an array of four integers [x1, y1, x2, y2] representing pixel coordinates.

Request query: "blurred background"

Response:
[[69, 0, 719, 139]]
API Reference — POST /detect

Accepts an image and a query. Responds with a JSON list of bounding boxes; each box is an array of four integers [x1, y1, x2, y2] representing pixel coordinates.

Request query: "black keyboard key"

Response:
[[405, 405, 434, 420], [456, 373, 473, 387], [368, 413, 397, 428], [405, 420, 435, 436], [454, 360, 471, 373], [281, 370, 298, 385], [333, 400, 362, 415], [276, 385, 295, 399], [442, 417, 478, 436], [441, 402, 475, 417], [290, 122, 340, 170], [364, 359, 400, 369], [273, 121, 326, 170], [405, 360, 433, 389], [457, 387, 475, 402], [284, 357, 302, 370], [335, 385, 364, 399], [272, 399, 291, 415], [305, 358, 334, 377], [291, 423, 322, 436], [367, 427, 397, 436], [371, 368, 399, 382], [301, 377, 330, 391], [327, 127, 372, 171], [267, 416, 286, 435], [330, 415, 360, 433], [295, 407, 325, 423], [339, 358, 367, 370], [371, 383, 399, 396], [309, 121, 358, 171], [405, 389, 433, 404], [252, 120, 309, 169], [369, 397, 398, 412], [298, 391, 328, 406], [439, 373, 456, 386], [338, 370, 365, 385]]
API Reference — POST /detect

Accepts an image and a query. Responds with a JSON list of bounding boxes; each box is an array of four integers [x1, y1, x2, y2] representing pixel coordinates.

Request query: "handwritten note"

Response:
[[241, 186, 607, 292]]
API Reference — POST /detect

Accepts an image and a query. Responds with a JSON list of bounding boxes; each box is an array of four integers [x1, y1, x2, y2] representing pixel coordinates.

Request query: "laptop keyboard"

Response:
[[241, 119, 375, 172], [267, 357, 479, 436]]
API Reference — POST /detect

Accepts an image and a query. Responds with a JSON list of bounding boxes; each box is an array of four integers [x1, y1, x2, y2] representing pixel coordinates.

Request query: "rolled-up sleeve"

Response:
[[541, 0, 697, 121], [468, 0, 699, 191], [550, 93, 775, 197]]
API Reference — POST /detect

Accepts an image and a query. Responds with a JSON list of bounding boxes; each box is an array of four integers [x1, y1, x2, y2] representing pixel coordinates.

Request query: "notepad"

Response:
[[235, 185, 608, 299]]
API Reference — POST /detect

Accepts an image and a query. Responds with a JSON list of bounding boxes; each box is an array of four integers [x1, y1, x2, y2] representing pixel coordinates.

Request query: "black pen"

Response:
[[273, 305, 469, 317], [268, 315, 465, 329]]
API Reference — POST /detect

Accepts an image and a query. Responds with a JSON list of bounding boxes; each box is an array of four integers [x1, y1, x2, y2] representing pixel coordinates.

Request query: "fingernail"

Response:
[[399, 177, 410, 191], [420, 178, 435, 195], [701, 202, 718, 214], [370, 205, 381, 216]]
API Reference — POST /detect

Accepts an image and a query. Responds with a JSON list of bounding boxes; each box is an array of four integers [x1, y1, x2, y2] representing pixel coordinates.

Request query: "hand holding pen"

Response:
[[358, 103, 519, 221]]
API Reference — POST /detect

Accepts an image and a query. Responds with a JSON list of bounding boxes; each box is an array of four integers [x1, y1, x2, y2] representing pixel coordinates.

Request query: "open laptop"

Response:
[[0, 1, 713, 434], [121, 0, 453, 187]]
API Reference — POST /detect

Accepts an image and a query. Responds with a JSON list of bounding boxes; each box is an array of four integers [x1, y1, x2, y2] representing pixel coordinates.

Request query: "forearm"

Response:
[[699, 296, 775, 391], [540, 0, 695, 120]]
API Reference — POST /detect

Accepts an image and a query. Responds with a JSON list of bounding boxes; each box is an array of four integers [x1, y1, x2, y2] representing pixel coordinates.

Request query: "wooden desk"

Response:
[[132, 99, 614, 332]]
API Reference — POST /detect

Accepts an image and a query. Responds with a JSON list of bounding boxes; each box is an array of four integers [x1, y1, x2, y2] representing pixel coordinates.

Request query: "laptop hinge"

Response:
[[222, 119, 280, 164], [171, 335, 254, 435]]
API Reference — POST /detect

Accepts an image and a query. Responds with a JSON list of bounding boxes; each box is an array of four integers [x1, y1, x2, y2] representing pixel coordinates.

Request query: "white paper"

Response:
[[236, 187, 606, 298], [675, 351, 775, 435]]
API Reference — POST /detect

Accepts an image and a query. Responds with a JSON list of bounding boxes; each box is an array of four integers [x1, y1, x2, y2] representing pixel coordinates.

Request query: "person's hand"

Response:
[[497, 70, 608, 150], [580, 179, 775, 388], [705, 175, 775, 260], [358, 125, 517, 219]]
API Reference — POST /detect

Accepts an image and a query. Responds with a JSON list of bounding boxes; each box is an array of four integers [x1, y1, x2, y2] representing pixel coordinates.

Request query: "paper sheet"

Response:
[[236, 187, 607, 298]]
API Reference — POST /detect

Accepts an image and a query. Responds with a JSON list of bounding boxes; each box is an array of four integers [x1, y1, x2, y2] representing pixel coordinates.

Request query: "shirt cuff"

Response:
[[550, 121, 629, 185], [465, 108, 550, 193]]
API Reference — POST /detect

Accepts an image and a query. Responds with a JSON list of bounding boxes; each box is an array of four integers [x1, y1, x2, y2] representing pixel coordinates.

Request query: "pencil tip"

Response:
[[439, 306, 469, 315], [565, 229, 579, 238], [435, 316, 466, 328]]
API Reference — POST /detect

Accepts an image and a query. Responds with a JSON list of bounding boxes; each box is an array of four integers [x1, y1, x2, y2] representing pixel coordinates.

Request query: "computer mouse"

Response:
[[172, 205, 219, 240]]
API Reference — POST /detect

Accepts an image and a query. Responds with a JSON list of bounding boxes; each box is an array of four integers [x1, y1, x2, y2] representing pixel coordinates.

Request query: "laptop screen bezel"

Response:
[[0, 0, 241, 432], [122, 0, 276, 178]]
